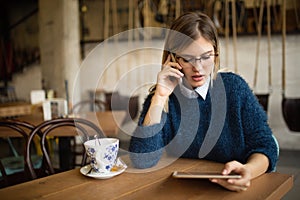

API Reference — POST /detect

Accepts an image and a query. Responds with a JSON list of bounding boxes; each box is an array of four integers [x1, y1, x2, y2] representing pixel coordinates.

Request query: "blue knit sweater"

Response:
[[129, 72, 278, 172]]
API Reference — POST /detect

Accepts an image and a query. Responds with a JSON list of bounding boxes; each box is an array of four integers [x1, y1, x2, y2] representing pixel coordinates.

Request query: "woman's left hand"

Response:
[[210, 161, 252, 192]]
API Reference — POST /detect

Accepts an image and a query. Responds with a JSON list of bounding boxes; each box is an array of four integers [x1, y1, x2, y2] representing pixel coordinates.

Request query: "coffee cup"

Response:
[[84, 138, 119, 173]]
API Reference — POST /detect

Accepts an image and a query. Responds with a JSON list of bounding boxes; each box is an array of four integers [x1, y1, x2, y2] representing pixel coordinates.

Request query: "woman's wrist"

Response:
[[245, 153, 269, 179], [143, 94, 168, 126], [151, 93, 168, 107]]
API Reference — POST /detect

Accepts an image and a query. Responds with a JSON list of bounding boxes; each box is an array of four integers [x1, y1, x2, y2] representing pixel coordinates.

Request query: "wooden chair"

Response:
[[25, 117, 104, 179], [0, 120, 41, 188], [105, 92, 139, 123]]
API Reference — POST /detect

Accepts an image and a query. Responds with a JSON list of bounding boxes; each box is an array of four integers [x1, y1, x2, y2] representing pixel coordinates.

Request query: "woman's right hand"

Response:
[[155, 54, 184, 97], [143, 55, 183, 126]]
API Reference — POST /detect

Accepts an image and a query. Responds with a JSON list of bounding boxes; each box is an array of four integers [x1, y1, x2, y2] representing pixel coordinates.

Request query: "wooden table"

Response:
[[0, 158, 293, 200], [0, 102, 33, 118]]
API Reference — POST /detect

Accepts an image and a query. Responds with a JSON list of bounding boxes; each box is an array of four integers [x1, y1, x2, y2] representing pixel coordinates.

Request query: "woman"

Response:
[[129, 12, 278, 192]]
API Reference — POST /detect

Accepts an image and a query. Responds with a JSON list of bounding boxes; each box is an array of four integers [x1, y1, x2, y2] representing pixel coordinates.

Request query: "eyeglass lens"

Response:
[[176, 54, 215, 67]]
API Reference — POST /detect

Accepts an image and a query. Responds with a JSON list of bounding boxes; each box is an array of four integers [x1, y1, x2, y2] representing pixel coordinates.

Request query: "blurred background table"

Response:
[[0, 102, 33, 118], [1, 111, 126, 137]]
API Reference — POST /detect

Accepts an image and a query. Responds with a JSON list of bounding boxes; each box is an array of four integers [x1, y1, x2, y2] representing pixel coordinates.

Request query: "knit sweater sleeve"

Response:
[[230, 73, 279, 172], [129, 94, 167, 169]]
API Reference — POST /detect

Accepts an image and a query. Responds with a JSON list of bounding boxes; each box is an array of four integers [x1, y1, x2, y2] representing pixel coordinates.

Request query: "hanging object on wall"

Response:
[[128, 0, 134, 41], [281, 0, 300, 132], [101, 0, 110, 86], [253, 0, 272, 112], [111, 0, 120, 81], [175, 0, 181, 19], [138, 0, 169, 29], [212, 0, 246, 35], [293, 0, 300, 30], [111, 0, 119, 39], [104, 0, 110, 40], [231, 0, 238, 73], [156, 0, 168, 24], [224, 0, 229, 67], [143, 0, 151, 34], [101, 0, 120, 90], [222, 0, 238, 72]]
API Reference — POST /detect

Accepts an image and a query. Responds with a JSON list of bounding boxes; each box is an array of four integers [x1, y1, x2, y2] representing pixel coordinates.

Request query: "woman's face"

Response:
[[176, 37, 215, 88]]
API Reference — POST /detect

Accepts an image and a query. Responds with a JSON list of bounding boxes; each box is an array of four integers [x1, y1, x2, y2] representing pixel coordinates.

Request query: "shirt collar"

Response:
[[194, 76, 210, 100], [179, 77, 210, 100]]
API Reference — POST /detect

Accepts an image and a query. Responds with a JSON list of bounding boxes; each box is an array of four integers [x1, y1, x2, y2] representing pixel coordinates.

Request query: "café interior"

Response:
[[0, 0, 299, 199]]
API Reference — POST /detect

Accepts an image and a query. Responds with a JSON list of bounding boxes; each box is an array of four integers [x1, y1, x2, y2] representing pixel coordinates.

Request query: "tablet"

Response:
[[172, 171, 242, 179]]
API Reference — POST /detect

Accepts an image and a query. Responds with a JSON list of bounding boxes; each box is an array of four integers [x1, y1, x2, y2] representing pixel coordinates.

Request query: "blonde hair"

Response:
[[150, 12, 220, 112], [162, 12, 220, 75]]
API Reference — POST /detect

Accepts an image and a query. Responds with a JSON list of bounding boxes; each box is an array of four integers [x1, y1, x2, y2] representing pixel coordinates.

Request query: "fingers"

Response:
[[211, 179, 245, 192], [155, 55, 184, 96], [210, 178, 250, 192], [222, 161, 241, 175], [158, 67, 183, 81], [163, 54, 182, 71], [210, 160, 252, 192], [159, 55, 183, 82]]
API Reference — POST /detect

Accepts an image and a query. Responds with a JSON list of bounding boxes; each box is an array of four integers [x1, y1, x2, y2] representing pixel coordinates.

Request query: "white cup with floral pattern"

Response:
[[84, 138, 119, 173]]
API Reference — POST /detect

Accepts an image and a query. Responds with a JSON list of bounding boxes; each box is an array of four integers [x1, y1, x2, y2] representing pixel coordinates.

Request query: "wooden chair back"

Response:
[[70, 99, 108, 114], [0, 120, 38, 188], [26, 118, 104, 179]]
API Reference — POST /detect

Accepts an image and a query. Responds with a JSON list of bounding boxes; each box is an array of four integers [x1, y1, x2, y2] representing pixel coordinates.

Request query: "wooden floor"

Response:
[[277, 149, 300, 200]]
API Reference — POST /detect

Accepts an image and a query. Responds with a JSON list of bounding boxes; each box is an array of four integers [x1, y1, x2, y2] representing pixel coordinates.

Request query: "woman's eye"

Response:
[[181, 57, 192, 63], [201, 55, 211, 60]]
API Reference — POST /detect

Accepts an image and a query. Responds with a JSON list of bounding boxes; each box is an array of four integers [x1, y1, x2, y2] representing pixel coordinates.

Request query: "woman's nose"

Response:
[[192, 62, 204, 71]]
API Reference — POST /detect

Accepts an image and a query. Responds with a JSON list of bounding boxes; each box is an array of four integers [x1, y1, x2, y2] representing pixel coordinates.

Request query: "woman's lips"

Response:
[[192, 75, 204, 82]]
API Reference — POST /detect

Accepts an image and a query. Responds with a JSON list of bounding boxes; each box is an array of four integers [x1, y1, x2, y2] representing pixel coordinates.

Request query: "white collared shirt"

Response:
[[179, 77, 210, 100], [194, 76, 210, 100]]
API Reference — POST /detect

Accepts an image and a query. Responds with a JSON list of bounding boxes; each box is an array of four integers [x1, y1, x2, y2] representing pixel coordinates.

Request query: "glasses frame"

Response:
[[175, 53, 218, 67]]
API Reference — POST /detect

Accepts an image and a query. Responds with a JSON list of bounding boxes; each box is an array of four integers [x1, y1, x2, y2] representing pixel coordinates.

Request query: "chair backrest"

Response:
[[26, 117, 104, 179], [70, 99, 108, 114], [105, 92, 139, 122], [0, 120, 36, 187]]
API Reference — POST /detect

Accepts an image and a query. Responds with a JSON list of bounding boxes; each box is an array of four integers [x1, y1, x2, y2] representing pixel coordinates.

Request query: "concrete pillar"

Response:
[[38, 0, 80, 102]]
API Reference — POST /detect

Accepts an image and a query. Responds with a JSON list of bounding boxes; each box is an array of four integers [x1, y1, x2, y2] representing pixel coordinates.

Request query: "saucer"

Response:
[[80, 159, 127, 179]]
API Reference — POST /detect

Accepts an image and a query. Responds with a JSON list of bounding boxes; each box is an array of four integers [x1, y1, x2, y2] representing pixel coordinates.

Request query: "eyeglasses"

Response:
[[175, 53, 217, 67]]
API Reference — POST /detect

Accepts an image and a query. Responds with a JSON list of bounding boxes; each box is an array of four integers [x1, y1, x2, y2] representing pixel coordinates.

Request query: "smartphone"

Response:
[[172, 171, 242, 179], [170, 52, 177, 63], [169, 53, 183, 82], [169, 53, 182, 72]]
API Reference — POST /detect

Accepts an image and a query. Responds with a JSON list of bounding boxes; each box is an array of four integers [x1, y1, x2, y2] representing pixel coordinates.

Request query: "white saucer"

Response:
[[80, 161, 127, 179]]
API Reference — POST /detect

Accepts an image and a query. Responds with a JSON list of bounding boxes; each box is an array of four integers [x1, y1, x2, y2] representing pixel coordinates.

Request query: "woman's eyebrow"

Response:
[[200, 50, 214, 56], [180, 50, 214, 57]]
